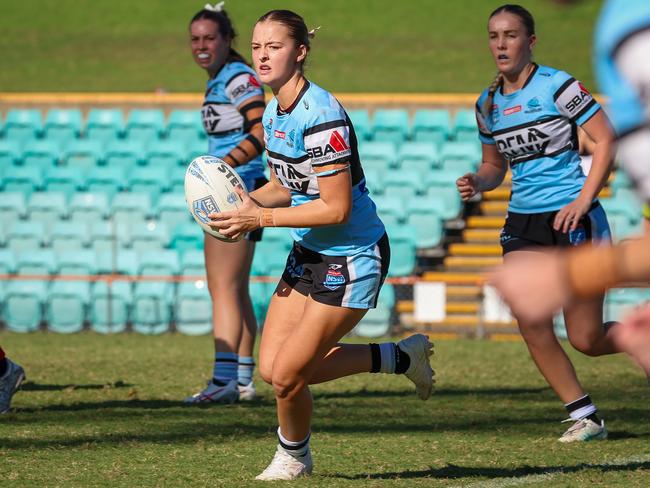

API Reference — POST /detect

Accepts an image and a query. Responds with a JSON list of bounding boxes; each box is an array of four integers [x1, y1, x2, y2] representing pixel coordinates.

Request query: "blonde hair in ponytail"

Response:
[[481, 72, 504, 119]]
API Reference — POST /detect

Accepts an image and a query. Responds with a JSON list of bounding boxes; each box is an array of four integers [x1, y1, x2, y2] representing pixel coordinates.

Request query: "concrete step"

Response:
[[443, 256, 502, 270], [466, 216, 505, 229], [462, 228, 501, 243], [448, 243, 502, 257]]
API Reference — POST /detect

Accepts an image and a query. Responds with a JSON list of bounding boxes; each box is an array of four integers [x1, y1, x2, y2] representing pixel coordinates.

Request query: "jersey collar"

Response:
[[499, 63, 539, 96], [277, 80, 310, 116]]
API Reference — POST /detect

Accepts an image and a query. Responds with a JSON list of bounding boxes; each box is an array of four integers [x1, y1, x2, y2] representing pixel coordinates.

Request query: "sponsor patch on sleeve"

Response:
[[554, 78, 596, 121], [304, 122, 352, 166], [226, 72, 263, 103]]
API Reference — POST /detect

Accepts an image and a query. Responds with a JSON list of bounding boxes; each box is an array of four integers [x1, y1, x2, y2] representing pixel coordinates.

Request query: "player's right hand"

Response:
[[456, 173, 479, 201]]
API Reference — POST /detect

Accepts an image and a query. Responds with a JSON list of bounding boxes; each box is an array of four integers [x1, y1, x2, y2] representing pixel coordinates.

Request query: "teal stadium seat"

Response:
[[3, 166, 43, 196], [383, 169, 425, 199], [605, 288, 650, 322], [4, 109, 42, 143], [440, 141, 480, 176], [111, 192, 152, 226], [608, 214, 641, 241], [175, 280, 212, 335], [16, 250, 56, 276], [4, 280, 47, 332], [347, 109, 371, 141], [125, 109, 165, 144], [169, 165, 187, 195], [373, 109, 409, 144], [90, 221, 130, 252], [254, 240, 291, 277], [250, 280, 273, 325], [601, 189, 643, 224], [359, 141, 397, 172], [412, 109, 451, 146], [609, 169, 632, 193], [46, 281, 90, 333], [69, 192, 109, 223], [128, 166, 169, 204], [50, 221, 89, 253], [63, 140, 103, 169], [158, 193, 191, 232], [132, 281, 173, 335], [90, 280, 132, 334], [166, 110, 204, 144], [453, 109, 478, 142], [0, 249, 16, 275], [397, 141, 439, 171], [424, 183, 462, 220], [104, 140, 145, 169], [27, 191, 68, 229], [130, 221, 170, 253], [7, 221, 45, 252], [44, 166, 84, 195], [171, 222, 204, 253], [85, 109, 124, 143], [353, 284, 395, 337], [22, 140, 61, 171], [96, 249, 138, 276], [43, 109, 82, 145], [145, 140, 186, 170], [363, 168, 383, 196], [180, 249, 205, 276], [138, 249, 179, 276], [385, 225, 417, 276], [56, 249, 96, 276], [374, 195, 406, 227], [0, 140, 22, 166], [406, 199, 445, 248], [186, 139, 209, 164], [0, 192, 26, 228], [86, 166, 125, 199]]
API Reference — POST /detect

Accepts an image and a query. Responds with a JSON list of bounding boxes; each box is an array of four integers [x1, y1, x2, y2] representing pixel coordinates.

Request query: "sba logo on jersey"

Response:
[[193, 196, 219, 224], [324, 264, 346, 290], [307, 131, 350, 164]]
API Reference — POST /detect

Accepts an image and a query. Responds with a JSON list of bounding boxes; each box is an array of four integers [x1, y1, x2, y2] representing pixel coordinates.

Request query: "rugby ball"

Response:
[[184, 155, 246, 242]]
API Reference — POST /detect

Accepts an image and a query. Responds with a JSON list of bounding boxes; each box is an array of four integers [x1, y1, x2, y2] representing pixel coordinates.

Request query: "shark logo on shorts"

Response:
[[324, 264, 345, 290], [569, 226, 587, 246], [193, 196, 219, 224]]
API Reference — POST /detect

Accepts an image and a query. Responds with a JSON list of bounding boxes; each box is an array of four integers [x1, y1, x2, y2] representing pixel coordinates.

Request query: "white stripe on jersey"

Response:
[[202, 103, 244, 135]]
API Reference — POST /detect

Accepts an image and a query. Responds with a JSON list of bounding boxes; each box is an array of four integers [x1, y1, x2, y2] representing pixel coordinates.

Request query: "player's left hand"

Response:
[[553, 197, 591, 233], [208, 186, 261, 240]]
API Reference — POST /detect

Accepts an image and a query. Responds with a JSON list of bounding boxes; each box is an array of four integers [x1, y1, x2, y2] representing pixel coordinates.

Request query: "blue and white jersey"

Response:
[[262, 80, 385, 256], [594, 0, 650, 138], [202, 60, 265, 180], [595, 0, 650, 201], [476, 64, 601, 213]]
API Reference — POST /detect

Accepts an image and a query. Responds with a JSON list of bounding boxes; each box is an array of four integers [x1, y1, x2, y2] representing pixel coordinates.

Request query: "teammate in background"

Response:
[[208, 10, 434, 480], [491, 0, 650, 375], [0, 346, 25, 413], [456, 4, 620, 442], [184, 3, 267, 404]]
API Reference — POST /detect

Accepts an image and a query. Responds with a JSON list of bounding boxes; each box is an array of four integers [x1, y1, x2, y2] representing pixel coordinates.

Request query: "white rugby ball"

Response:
[[184, 155, 246, 242]]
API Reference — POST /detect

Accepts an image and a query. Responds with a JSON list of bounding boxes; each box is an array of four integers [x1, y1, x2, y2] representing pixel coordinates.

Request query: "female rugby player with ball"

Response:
[[184, 3, 267, 404], [456, 4, 622, 443], [208, 9, 435, 481]]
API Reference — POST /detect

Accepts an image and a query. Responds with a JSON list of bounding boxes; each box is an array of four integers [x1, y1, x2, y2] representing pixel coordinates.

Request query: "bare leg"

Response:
[[237, 241, 258, 360], [564, 294, 623, 356]]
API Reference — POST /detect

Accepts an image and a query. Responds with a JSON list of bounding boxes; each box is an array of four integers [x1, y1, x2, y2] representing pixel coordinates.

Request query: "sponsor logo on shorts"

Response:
[[569, 226, 587, 246], [324, 264, 345, 290], [193, 196, 219, 224], [503, 105, 522, 116]]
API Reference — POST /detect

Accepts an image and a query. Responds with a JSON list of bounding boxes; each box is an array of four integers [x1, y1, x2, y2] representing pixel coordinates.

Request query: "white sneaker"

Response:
[[183, 379, 239, 404], [255, 446, 313, 481], [238, 381, 257, 401], [558, 418, 608, 443], [0, 358, 26, 414], [397, 334, 435, 400]]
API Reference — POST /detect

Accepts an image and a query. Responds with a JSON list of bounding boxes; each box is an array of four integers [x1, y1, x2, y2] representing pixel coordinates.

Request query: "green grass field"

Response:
[[0, 0, 604, 93], [1, 332, 649, 487]]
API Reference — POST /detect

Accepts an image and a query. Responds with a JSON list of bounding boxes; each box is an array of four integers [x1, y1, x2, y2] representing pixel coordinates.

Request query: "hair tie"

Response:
[[204, 1, 225, 12], [307, 26, 321, 39]]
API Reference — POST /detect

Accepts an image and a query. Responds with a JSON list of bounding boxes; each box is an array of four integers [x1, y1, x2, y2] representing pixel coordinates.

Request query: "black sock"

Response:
[[395, 346, 411, 374], [0, 358, 7, 377], [212, 378, 230, 387], [565, 394, 600, 423], [369, 344, 381, 373]]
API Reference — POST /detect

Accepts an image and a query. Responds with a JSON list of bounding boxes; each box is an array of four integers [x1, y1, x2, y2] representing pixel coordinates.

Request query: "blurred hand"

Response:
[[456, 172, 480, 201], [553, 197, 591, 233], [488, 250, 570, 322], [208, 187, 261, 240]]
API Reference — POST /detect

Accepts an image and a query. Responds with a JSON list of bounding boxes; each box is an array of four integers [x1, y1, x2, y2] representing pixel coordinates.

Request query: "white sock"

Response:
[[277, 427, 310, 458]]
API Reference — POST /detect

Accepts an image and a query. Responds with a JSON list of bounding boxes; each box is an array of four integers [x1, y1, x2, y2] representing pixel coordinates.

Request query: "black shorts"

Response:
[[281, 233, 391, 309], [500, 202, 611, 255]]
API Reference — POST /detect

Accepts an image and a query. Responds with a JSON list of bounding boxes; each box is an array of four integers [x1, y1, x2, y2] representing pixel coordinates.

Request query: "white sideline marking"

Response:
[[450, 454, 650, 488]]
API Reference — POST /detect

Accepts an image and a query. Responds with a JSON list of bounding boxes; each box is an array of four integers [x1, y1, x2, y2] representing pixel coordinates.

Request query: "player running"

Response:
[[208, 9, 435, 480], [456, 4, 620, 442], [491, 0, 650, 375], [183, 3, 267, 404]]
